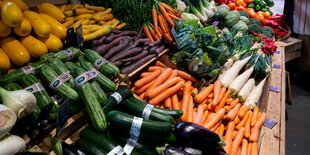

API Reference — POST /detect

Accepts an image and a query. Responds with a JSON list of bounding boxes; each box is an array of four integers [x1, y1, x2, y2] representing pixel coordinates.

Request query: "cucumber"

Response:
[[65, 62, 107, 132], [0, 61, 45, 85], [123, 99, 175, 124], [107, 110, 174, 135], [84, 49, 120, 77], [103, 88, 133, 113], [65, 62, 107, 105], [47, 58, 75, 88], [74, 138, 107, 155], [80, 128, 141, 155], [40, 53, 55, 61], [4, 83, 22, 91], [54, 47, 80, 62], [129, 97, 183, 119], [40, 65, 79, 101], [78, 56, 116, 92], [31, 104, 42, 121]]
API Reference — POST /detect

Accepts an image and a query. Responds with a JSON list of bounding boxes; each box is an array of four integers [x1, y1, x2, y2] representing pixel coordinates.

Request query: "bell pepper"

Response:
[[261, 8, 268, 12], [244, 0, 254, 4], [236, 5, 246, 11], [255, 5, 261, 11], [228, 3, 236, 10], [263, 11, 271, 19], [259, 1, 267, 8], [236, 0, 247, 7], [253, 0, 259, 5], [247, 3, 255, 8], [254, 12, 265, 22], [247, 8, 256, 18], [268, 10, 273, 15]]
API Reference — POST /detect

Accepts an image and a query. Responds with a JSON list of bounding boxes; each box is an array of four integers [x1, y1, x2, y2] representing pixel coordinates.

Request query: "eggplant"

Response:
[[164, 146, 191, 155], [174, 122, 226, 148], [184, 147, 203, 155]]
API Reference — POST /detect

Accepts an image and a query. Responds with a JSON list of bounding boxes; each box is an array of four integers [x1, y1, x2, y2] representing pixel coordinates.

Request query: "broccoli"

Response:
[[225, 10, 241, 27], [262, 27, 275, 38], [248, 23, 263, 34], [240, 16, 250, 24], [231, 21, 248, 32], [239, 11, 250, 19], [249, 18, 262, 27]]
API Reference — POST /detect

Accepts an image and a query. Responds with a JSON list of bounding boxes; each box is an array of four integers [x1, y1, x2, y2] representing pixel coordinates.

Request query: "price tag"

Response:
[[111, 92, 122, 104], [272, 64, 281, 69], [270, 85, 280, 93], [142, 104, 153, 120], [24, 83, 45, 94], [107, 146, 125, 155], [275, 51, 280, 54], [74, 71, 97, 87], [93, 58, 109, 70], [123, 136, 139, 155], [49, 72, 71, 91], [264, 117, 277, 129], [130, 117, 143, 137], [56, 98, 69, 136], [64, 49, 75, 61], [281, 39, 291, 43], [21, 65, 35, 75], [76, 24, 83, 47]]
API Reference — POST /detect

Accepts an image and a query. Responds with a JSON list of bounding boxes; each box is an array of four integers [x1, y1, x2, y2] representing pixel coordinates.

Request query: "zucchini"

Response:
[[65, 62, 107, 105], [47, 58, 75, 88], [74, 138, 107, 155], [4, 83, 22, 91], [40, 53, 55, 61], [103, 88, 133, 113], [107, 110, 174, 135], [123, 99, 175, 124], [40, 65, 79, 101], [31, 104, 41, 121], [78, 56, 116, 92], [65, 62, 107, 132], [129, 97, 183, 119], [80, 128, 141, 155], [84, 49, 120, 77], [0, 61, 45, 85], [54, 47, 80, 62]]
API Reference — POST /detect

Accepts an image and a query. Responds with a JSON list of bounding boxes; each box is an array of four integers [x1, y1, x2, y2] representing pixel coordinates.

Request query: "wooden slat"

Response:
[[285, 50, 301, 62]]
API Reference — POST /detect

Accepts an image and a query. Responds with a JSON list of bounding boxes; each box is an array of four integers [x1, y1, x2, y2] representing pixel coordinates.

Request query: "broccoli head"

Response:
[[239, 11, 250, 19], [249, 18, 262, 27], [262, 27, 275, 38], [231, 21, 248, 32], [248, 23, 263, 34]]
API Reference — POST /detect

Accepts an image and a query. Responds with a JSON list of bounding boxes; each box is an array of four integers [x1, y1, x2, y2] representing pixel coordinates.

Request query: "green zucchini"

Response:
[[74, 138, 107, 155], [123, 99, 175, 124], [80, 128, 141, 155], [31, 104, 41, 121], [0, 61, 45, 85], [129, 97, 183, 119], [40, 65, 79, 101], [47, 58, 75, 88], [40, 53, 55, 61], [78, 56, 116, 92], [54, 47, 80, 62], [3, 83, 22, 91], [103, 88, 133, 113], [65, 62, 107, 105], [84, 49, 120, 77], [107, 110, 174, 135], [65, 62, 107, 132]]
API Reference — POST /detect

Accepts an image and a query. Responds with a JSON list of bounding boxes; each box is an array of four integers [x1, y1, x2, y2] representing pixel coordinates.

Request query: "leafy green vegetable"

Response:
[[262, 27, 275, 38], [231, 21, 248, 32], [240, 16, 250, 24], [248, 23, 263, 34], [224, 10, 241, 27], [239, 11, 250, 19], [249, 18, 262, 27], [199, 25, 216, 36], [214, 4, 230, 20]]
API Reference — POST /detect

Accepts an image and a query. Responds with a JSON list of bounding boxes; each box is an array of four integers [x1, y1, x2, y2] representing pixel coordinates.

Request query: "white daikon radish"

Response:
[[229, 66, 254, 95], [220, 56, 251, 88], [0, 135, 26, 155], [237, 78, 255, 102], [0, 104, 17, 139], [244, 76, 268, 109]]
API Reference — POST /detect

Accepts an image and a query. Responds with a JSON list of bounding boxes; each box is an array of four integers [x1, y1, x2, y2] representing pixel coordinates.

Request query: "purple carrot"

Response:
[[134, 38, 150, 46], [95, 36, 125, 55], [146, 38, 162, 48], [154, 45, 165, 55], [120, 50, 149, 62], [105, 31, 137, 43], [110, 47, 143, 62], [109, 43, 136, 61], [121, 54, 156, 74], [96, 33, 111, 45], [112, 61, 123, 67], [104, 36, 132, 59], [135, 24, 144, 41]]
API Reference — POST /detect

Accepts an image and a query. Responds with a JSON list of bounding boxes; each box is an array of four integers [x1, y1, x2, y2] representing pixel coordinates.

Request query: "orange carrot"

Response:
[[148, 77, 183, 99], [240, 139, 249, 155], [158, 5, 175, 27], [237, 146, 242, 155], [164, 97, 172, 109], [162, 32, 173, 42], [194, 103, 204, 125], [232, 130, 238, 140], [141, 72, 153, 77], [202, 110, 209, 126], [204, 113, 215, 126], [145, 68, 172, 98], [227, 103, 241, 121], [150, 27, 159, 40], [233, 114, 241, 125], [188, 96, 194, 122], [143, 25, 154, 42], [210, 118, 222, 132], [215, 89, 231, 112], [168, 13, 179, 20], [178, 70, 197, 82], [251, 142, 258, 155], [156, 29, 162, 38], [223, 122, 235, 154], [181, 81, 192, 121], [160, 104, 164, 108], [219, 124, 225, 137], [149, 80, 185, 105], [134, 70, 161, 88], [208, 93, 214, 99], [226, 98, 233, 105], [135, 80, 155, 95], [230, 127, 245, 155], [155, 61, 167, 69], [204, 108, 226, 129], [138, 92, 145, 99], [207, 99, 213, 103], [191, 88, 198, 96], [211, 80, 221, 107], [251, 106, 260, 127], [166, 70, 178, 81], [211, 87, 226, 109], [148, 66, 165, 72], [171, 94, 180, 109], [244, 111, 253, 139], [224, 105, 231, 112], [236, 111, 252, 130], [238, 104, 251, 119], [215, 125, 221, 134], [248, 143, 252, 155], [131, 86, 135, 92], [160, 2, 182, 17], [194, 84, 214, 103], [249, 113, 267, 142], [152, 6, 158, 32], [157, 14, 167, 33], [229, 98, 240, 109], [157, 26, 165, 36]]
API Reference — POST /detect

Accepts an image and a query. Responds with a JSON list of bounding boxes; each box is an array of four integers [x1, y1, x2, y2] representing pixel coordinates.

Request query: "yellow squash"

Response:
[[0, 48, 10, 73], [59, 4, 66, 13], [63, 19, 74, 28], [38, 3, 65, 22], [74, 14, 93, 21], [39, 13, 67, 40], [83, 26, 112, 41], [7, 0, 28, 11], [13, 18, 31, 37], [0, 36, 30, 66], [0, 19, 11, 37], [24, 11, 51, 38], [1, 1, 23, 27], [20, 35, 48, 58], [85, 4, 105, 11], [39, 34, 63, 52]]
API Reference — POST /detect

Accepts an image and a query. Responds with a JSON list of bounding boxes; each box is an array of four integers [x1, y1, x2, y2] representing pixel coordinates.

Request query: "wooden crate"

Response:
[[275, 37, 302, 62]]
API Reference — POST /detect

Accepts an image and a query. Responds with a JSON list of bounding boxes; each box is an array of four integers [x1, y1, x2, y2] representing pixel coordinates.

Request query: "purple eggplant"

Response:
[[110, 47, 142, 62], [121, 54, 156, 74], [104, 36, 132, 59], [95, 36, 125, 55], [120, 50, 148, 62], [164, 146, 191, 155]]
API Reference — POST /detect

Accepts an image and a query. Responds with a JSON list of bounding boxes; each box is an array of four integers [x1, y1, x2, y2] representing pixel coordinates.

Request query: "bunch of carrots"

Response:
[[143, 1, 184, 43], [132, 61, 267, 155]]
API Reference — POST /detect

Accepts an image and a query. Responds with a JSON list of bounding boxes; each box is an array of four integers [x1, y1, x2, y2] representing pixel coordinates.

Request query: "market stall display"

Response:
[[0, 0, 288, 154]]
